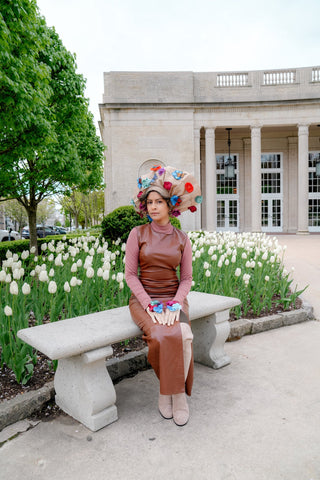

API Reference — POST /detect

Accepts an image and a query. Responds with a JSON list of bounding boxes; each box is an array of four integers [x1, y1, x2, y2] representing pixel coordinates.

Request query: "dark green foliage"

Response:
[[101, 206, 181, 244], [101, 206, 148, 244]]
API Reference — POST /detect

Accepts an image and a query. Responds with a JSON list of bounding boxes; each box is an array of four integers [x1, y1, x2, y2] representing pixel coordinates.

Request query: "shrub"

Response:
[[101, 206, 181, 244]]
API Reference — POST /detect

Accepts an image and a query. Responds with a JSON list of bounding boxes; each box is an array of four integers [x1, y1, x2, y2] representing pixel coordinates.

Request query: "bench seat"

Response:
[[18, 291, 240, 431]]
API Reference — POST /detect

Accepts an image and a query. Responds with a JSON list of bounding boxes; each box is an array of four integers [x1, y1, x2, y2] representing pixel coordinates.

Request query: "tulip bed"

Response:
[[0, 232, 306, 384]]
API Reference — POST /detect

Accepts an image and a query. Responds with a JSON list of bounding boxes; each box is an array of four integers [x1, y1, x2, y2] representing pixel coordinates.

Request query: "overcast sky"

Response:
[[37, 0, 320, 128]]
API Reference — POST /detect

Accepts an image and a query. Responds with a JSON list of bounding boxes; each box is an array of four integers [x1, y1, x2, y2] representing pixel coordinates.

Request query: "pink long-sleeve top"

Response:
[[125, 221, 193, 310]]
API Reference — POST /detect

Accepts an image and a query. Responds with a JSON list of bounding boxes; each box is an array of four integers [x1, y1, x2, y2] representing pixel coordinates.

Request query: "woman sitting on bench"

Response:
[[125, 165, 202, 426]]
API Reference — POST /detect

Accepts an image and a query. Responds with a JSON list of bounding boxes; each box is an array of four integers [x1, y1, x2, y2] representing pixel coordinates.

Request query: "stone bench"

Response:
[[17, 291, 240, 431]]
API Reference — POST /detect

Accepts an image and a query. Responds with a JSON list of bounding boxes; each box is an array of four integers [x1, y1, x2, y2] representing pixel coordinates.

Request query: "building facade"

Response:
[[99, 67, 320, 233]]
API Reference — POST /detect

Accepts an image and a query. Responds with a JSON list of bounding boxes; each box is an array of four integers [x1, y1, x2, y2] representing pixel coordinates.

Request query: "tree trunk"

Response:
[[27, 206, 38, 251]]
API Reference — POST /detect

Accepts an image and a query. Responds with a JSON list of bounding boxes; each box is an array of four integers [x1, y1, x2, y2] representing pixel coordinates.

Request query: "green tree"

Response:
[[0, 0, 104, 248], [3, 200, 28, 232]]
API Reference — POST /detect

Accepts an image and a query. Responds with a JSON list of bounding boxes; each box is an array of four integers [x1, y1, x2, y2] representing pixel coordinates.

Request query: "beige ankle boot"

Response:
[[158, 394, 173, 419], [172, 392, 189, 426]]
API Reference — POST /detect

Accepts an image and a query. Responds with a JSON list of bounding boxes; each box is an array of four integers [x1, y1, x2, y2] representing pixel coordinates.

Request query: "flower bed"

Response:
[[0, 232, 306, 385]]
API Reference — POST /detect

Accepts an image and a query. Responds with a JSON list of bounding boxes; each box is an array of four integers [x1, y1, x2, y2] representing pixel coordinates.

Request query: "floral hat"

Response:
[[131, 165, 202, 217]]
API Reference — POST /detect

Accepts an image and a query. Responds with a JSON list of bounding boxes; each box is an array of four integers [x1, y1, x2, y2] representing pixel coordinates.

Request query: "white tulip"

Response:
[[6, 250, 12, 258], [34, 256, 38, 262], [48, 254, 54, 262], [205, 270, 211, 277], [225, 259, 229, 266], [77, 259, 82, 267], [64, 281, 71, 293], [39, 270, 49, 282], [235, 268, 241, 277], [0, 270, 6, 282], [112, 274, 116, 280], [41, 243, 47, 251], [12, 269, 21, 280], [203, 262, 209, 270], [77, 279, 82, 286], [4, 305, 13, 316], [21, 250, 29, 260], [121, 243, 126, 252], [49, 268, 55, 277], [86, 267, 94, 278], [103, 270, 110, 281], [110, 252, 116, 261], [97, 268, 103, 277], [30, 270, 35, 277], [119, 281, 124, 290], [71, 263, 78, 273], [265, 276, 270, 282], [12, 254, 18, 262], [70, 276, 78, 287], [116, 272, 124, 282], [10, 280, 19, 295], [30, 246, 36, 254], [22, 283, 31, 295], [48, 280, 57, 294], [5, 274, 12, 283]]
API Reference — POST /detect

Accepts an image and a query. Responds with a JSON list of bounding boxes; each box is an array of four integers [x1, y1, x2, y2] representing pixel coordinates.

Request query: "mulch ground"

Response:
[[0, 297, 302, 422]]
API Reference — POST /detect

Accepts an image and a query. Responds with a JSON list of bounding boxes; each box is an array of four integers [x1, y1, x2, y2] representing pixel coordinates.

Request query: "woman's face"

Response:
[[146, 191, 170, 225]]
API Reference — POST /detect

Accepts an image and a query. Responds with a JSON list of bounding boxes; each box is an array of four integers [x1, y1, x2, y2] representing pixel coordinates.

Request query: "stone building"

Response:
[[99, 67, 320, 233]]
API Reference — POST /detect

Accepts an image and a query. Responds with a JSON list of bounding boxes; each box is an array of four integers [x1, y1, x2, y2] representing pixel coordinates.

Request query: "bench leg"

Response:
[[191, 310, 231, 369], [54, 346, 118, 431]]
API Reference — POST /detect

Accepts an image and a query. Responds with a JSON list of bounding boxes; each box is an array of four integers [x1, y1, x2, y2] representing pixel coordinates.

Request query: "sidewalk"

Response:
[[275, 234, 320, 320]]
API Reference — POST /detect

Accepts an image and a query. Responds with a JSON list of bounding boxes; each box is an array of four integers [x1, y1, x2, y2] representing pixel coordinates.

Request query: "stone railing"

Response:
[[263, 69, 296, 85], [217, 72, 249, 87], [312, 67, 320, 82]]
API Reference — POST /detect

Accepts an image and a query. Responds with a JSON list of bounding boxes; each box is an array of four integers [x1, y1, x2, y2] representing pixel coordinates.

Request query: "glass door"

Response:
[[309, 152, 320, 232], [216, 154, 239, 231], [261, 153, 283, 232]]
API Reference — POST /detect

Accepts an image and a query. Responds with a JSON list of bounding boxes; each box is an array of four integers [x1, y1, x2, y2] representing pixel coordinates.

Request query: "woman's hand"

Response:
[[164, 308, 180, 326], [146, 307, 166, 324]]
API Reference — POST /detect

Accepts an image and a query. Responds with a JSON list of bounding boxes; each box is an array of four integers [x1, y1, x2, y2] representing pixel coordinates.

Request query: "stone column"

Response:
[[297, 125, 309, 234], [251, 126, 261, 232], [205, 128, 216, 232], [194, 128, 201, 230]]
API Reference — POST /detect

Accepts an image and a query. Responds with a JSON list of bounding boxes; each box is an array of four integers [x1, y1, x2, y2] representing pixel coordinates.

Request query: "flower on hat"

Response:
[[137, 191, 143, 198], [163, 181, 172, 191], [185, 182, 194, 193], [195, 195, 203, 204], [151, 165, 161, 171], [142, 178, 152, 188], [188, 206, 197, 212], [137, 178, 142, 189], [172, 170, 184, 180], [170, 195, 180, 206], [158, 167, 165, 175], [171, 209, 181, 217]]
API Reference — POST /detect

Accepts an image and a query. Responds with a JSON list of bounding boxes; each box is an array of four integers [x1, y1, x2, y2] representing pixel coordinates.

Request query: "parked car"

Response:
[[21, 227, 30, 239], [53, 226, 67, 234], [0, 228, 20, 241], [21, 226, 60, 239]]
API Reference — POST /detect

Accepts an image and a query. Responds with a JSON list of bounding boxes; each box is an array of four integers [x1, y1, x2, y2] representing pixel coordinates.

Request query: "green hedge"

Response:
[[101, 206, 181, 245]]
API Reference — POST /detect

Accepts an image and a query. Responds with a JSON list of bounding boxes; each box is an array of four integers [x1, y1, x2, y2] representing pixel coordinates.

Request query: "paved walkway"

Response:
[[275, 234, 320, 320], [1, 234, 320, 480]]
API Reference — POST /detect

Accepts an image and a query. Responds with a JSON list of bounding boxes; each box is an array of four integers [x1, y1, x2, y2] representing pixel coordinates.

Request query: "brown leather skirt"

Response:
[[129, 295, 193, 396]]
